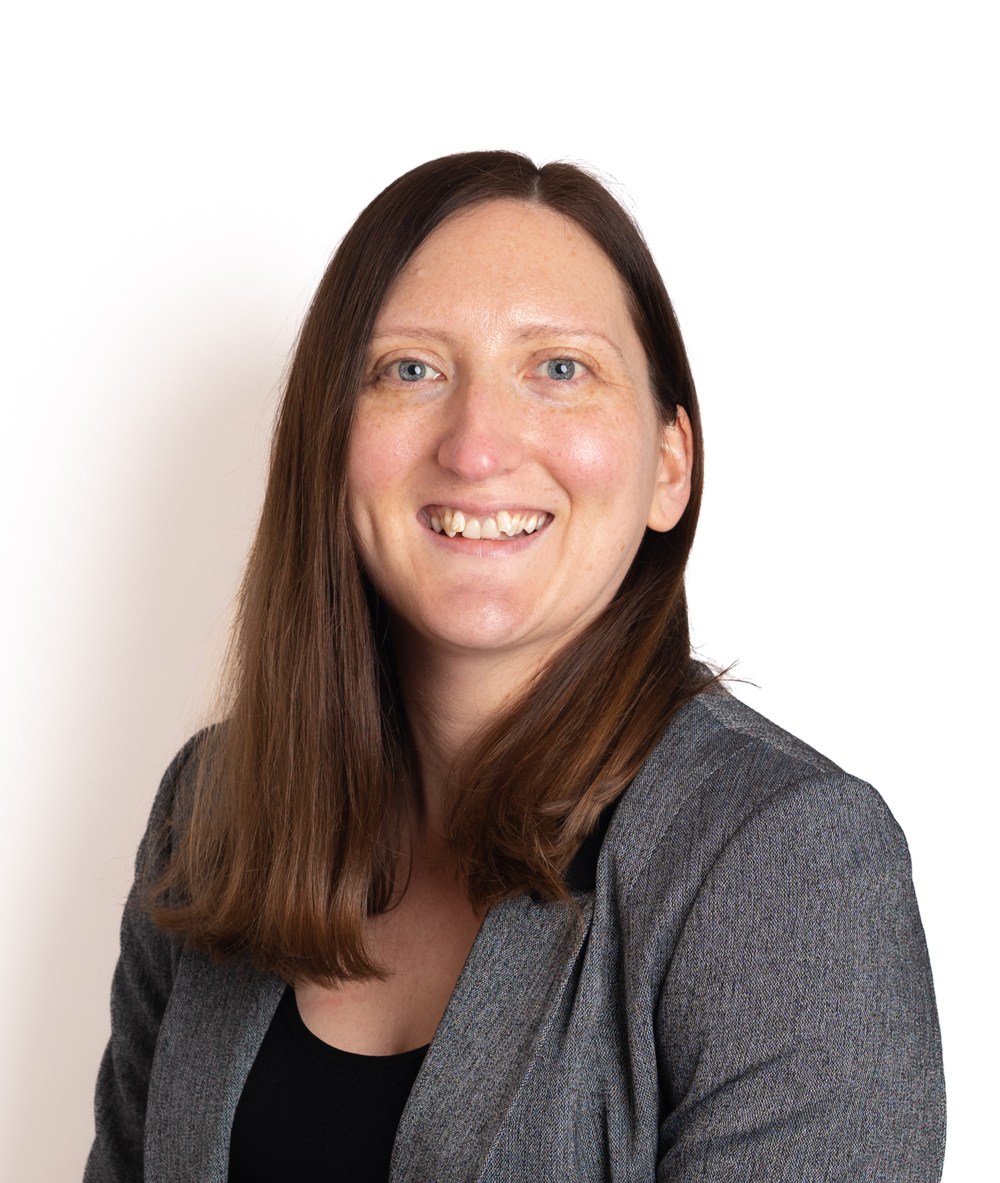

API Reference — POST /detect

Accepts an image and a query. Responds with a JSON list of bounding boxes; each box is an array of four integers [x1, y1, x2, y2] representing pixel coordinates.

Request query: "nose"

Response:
[[436, 378, 525, 482]]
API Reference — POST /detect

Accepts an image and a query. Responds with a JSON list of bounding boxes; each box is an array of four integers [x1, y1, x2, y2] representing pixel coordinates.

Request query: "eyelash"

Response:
[[378, 359, 444, 383], [535, 357, 590, 381]]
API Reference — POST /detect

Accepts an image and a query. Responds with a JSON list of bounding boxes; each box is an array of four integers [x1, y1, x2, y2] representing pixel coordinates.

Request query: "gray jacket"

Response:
[[85, 691, 945, 1181]]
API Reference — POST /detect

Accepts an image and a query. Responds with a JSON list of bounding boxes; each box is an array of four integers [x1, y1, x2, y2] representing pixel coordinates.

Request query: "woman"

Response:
[[86, 152, 945, 1182]]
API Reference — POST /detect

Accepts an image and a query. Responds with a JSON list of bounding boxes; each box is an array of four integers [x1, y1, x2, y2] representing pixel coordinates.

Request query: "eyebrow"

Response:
[[512, 323, 625, 359], [369, 322, 625, 360], [369, 327, 461, 348]]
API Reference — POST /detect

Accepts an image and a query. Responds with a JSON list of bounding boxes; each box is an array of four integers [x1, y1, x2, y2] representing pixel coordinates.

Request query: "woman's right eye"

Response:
[[391, 360, 442, 382]]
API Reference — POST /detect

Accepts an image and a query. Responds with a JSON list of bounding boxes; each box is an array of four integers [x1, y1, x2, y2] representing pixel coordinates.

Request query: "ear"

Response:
[[646, 405, 694, 532]]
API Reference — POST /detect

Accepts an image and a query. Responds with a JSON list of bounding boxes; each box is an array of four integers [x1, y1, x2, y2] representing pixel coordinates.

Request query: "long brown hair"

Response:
[[149, 151, 715, 983]]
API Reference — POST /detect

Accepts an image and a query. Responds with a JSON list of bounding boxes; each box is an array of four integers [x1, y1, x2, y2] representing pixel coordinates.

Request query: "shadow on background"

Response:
[[5, 296, 283, 1179]]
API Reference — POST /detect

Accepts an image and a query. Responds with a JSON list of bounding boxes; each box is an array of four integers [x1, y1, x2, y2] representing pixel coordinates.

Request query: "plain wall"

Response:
[[1, 1, 996, 1177]]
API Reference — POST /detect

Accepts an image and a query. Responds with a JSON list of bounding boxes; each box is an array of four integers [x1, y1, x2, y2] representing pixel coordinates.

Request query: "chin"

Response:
[[415, 596, 540, 653]]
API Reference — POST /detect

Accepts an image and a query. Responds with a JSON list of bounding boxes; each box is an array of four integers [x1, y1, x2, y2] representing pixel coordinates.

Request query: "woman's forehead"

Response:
[[375, 200, 635, 344], [400, 199, 613, 277]]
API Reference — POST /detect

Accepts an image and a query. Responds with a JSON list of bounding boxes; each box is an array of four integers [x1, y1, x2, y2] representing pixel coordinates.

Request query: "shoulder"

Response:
[[134, 725, 221, 886], [602, 690, 909, 908], [625, 696, 946, 1177]]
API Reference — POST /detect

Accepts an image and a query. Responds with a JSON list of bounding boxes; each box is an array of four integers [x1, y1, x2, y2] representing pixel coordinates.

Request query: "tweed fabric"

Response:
[[85, 692, 945, 1181]]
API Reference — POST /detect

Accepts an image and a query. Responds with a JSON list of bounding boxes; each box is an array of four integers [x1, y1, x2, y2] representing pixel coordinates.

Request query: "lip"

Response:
[[423, 528, 547, 555], [419, 502, 552, 520]]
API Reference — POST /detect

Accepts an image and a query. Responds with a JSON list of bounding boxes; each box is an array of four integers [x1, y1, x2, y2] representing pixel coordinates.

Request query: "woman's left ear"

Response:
[[646, 406, 694, 532]]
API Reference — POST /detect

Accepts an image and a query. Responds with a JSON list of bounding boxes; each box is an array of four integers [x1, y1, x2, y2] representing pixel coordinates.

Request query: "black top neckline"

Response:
[[278, 986, 430, 1068]]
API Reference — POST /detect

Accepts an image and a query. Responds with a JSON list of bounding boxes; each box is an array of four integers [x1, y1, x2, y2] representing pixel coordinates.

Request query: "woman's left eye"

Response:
[[536, 358, 587, 381]]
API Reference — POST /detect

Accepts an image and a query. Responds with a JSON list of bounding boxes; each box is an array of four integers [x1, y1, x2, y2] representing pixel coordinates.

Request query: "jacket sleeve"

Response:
[[654, 772, 945, 1181], [83, 735, 203, 1183]]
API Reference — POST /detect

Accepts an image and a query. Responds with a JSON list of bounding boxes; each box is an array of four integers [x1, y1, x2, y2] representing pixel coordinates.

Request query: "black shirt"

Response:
[[228, 985, 429, 1183]]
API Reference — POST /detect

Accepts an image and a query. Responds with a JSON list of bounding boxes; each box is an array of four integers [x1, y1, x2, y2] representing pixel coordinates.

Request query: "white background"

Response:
[[1, 1, 996, 1177]]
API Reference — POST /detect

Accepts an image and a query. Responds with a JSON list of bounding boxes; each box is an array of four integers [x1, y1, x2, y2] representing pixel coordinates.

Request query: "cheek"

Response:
[[348, 402, 423, 503], [538, 408, 652, 501]]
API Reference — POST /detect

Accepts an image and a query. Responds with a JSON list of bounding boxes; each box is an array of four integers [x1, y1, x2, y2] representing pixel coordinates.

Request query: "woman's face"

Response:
[[348, 200, 692, 663]]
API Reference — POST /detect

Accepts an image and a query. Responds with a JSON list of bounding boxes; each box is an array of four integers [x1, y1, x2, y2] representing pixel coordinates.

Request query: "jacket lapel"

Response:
[[390, 891, 593, 1183], [144, 948, 283, 1183]]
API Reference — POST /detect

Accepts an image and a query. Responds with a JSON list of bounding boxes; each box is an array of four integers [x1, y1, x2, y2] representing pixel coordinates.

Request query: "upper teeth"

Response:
[[428, 507, 548, 539]]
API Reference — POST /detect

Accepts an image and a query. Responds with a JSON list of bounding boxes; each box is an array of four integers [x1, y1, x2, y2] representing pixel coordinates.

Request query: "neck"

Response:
[[391, 623, 549, 837]]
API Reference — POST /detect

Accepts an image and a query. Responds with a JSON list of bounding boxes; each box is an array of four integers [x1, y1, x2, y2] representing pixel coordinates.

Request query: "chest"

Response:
[[295, 865, 484, 1055]]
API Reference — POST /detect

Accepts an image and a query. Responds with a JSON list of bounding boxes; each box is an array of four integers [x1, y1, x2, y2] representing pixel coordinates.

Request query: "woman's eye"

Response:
[[539, 358, 586, 381], [392, 359, 441, 382]]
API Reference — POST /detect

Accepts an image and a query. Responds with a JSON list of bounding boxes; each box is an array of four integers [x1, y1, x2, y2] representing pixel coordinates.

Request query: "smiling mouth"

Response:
[[423, 505, 549, 540]]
